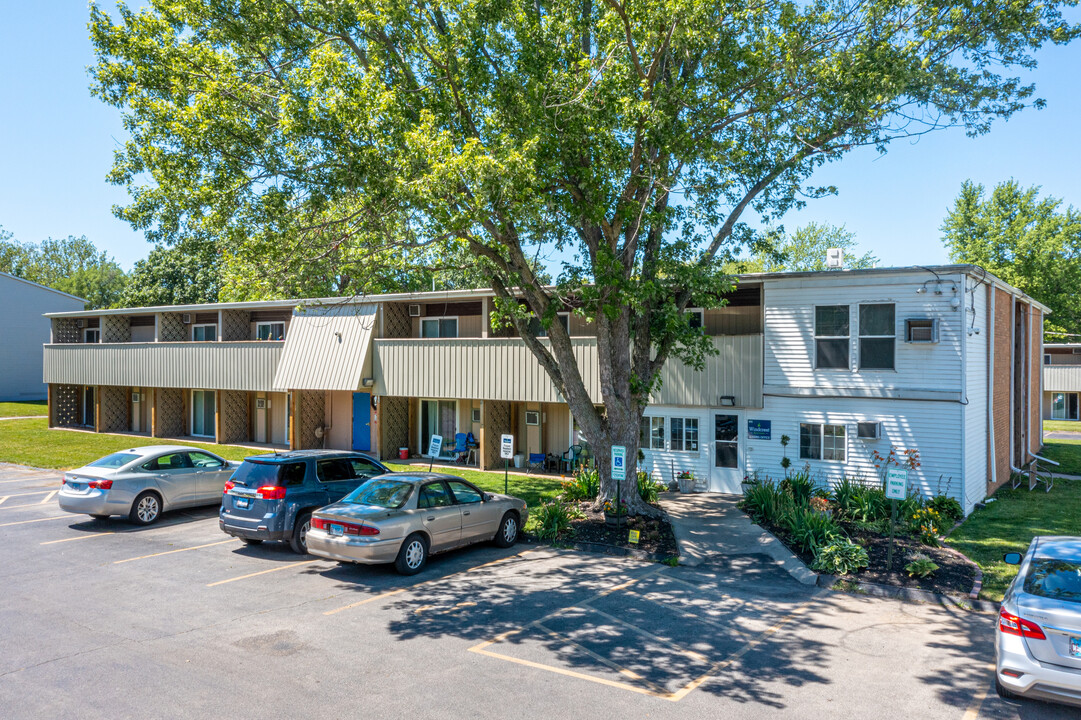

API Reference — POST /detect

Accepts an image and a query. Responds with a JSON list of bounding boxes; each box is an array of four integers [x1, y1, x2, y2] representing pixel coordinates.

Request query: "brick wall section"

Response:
[[221, 310, 250, 341], [1030, 307, 1043, 457], [158, 313, 186, 341], [52, 319, 80, 343], [293, 390, 326, 449], [379, 396, 410, 461], [990, 288, 1013, 494], [52, 384, 81, 426]]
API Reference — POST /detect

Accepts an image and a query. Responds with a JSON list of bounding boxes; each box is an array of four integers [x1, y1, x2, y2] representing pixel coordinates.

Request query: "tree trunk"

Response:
[[587, 407, 659, 517]]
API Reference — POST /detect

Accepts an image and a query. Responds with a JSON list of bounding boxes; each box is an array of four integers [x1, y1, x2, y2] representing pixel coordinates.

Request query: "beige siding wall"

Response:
[[410, 314, 483, 338], [325, 390, 353, 450], [544, 403, 571, 457], [130, 325, 155, 342], [43, 342, 284, 392], [704, 306, 762, 335], [269, 392, 289, 445]]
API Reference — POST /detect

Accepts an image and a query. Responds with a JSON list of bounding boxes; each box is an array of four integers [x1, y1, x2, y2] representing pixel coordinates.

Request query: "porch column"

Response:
[[47, 385, 55, 428]]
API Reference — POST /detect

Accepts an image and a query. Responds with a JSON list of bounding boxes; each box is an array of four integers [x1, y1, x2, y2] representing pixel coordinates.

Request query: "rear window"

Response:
[[87, 453, 140, 469], [233, 461, 306, 487], [1023, 559, 1081, 603], [343, 479, 413, 509]]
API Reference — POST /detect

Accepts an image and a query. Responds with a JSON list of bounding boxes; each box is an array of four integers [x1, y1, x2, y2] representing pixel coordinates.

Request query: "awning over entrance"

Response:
[[272, 304, 377, 391]]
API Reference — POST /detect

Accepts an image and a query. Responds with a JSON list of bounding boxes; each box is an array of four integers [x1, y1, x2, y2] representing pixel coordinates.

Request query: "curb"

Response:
[[818, 574, 999, 613]]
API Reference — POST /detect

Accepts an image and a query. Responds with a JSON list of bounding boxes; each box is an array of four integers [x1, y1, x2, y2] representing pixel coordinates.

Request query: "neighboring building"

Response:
[[1042, 344, 1081, 420], [41, 264, 1043, 514], [0, 272, 84, 401]]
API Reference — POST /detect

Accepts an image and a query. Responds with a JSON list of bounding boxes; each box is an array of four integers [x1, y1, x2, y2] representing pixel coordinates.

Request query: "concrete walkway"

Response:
[[659, 492, 818, 585], [0, 415, 47, 421]]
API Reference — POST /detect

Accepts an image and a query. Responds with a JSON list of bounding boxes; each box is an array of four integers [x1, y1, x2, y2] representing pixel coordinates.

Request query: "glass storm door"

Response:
[[711, 413, 742, 494], [192, 391, 216, 437]]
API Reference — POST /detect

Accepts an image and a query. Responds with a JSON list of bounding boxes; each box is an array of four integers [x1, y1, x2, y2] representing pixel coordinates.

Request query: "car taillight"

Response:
[[998, 608, 1047, 640], [311, 517, 379, 536], [88, 479, 113, 490], [256, 485, 286, 500], [223, 480, 235, 494]]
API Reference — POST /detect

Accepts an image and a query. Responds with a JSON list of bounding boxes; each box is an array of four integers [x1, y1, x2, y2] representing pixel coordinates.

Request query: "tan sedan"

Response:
[[306, 473, 528, 575]]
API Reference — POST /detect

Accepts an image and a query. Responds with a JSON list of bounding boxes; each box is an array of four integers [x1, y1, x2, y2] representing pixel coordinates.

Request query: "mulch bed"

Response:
[[526, 500, 680, 559]]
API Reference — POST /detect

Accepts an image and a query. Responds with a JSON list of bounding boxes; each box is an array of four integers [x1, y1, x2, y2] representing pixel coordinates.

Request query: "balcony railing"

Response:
[[373, 335, 764, 407], [1044, 364, 1081, 393], [43, 342, 284, 392]]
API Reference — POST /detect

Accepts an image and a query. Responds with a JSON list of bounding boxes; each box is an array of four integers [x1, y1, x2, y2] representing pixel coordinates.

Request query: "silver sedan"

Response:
[[58, 445, 238, 525], [307, 472, 528, 575], [997, 536, 1081, 708]]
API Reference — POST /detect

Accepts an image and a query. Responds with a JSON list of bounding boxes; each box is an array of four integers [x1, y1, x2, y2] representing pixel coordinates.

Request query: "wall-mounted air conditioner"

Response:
[[132, 392, 140, 403], [904, 318, 938, 343], [407, 304, 421, 317], [857, 422, 881, 440], [181, 313, 192, 324]]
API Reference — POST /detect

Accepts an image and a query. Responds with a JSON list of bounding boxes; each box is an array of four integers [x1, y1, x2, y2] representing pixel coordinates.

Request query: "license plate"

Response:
[[1071, 637, 1081, 658], [329, 524, 344, 537], [235, 497, 250, 509]]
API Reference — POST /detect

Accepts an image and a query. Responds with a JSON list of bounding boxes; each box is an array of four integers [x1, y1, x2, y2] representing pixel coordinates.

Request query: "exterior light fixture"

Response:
[[362, 377, 375, 387], [719, 395, 736, 406]]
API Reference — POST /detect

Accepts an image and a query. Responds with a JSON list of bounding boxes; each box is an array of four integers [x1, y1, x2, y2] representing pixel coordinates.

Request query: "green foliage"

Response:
[[735, 223, 878, 273], [927, 495, 964, 523], [530, 500, 584, 540], [782, 471, 815, 507], [561, 469, 599, 502], [811, 540, 870, 575], [637, 471, 665, 504], [740, 479, 795, 528], [0, 231, 127, 309], [943, 180, 1081, 336], [785, 507, 843, 555], [120, 240, 221, 307], [834, 479, 888, 524], [897, 492, 926, 525], [905, 555, 940, 578], [910, 508, 944, 546]]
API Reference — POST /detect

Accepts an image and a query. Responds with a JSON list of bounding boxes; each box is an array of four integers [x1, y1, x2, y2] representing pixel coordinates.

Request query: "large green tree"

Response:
[[943, 179, 1081, 337], [0, 230, 127, 309], [90, 0, 1076, 512], [120, 240, 222, 306]]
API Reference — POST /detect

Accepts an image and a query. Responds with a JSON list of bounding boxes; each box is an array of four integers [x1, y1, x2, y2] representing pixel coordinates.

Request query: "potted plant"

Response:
[[676, 470, 695, 493], [741, 471, 761, 493], [603, 499, 628, 526]]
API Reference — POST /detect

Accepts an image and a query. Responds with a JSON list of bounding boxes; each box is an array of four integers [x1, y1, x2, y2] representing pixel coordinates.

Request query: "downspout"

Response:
[[958, 274, 967, 501], [987, 287, 996, 490], [1009, 296, 1016, 470]]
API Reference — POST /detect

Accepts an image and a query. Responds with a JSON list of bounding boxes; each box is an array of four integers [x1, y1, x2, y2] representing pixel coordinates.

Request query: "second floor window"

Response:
[[859, 304, 895, 370], [193, 324, 217, 341], [84, 328, 100, 343], [257, 322, 285, 341], [814, 306, 849, 369], [421, 317, 458, 338]]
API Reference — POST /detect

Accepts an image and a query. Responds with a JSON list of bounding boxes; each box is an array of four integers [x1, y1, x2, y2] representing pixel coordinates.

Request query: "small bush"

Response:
[[909, 508, 943, 546], [532, 501, 584, 540], [637, 471, 665, 504], [785, 507, 843, 555], [905, 554, 939, 578], [837, 483, 888, 524], [783, 471, 815, 507], [811, 540, 869, 575], [897, 492, 925, 525], [809, 496, 831, 514], [741, 479, 795, 527], [561, 469, 599, 501], [927, 495, 963, 523]]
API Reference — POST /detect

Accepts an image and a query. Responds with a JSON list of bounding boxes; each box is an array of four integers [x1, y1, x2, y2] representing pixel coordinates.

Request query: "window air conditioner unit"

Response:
[[905, 318, 938, 343], [182, 313, 192, 324], [525, 410, 540, 426], [825, 247, 844, 269], [132, 392, 140, 403], [857, 422, 881, 440], [407, 304, 421, 317], [76, 318, 85, 328]]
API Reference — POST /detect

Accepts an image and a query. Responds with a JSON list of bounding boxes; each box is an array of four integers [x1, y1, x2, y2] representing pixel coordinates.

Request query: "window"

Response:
[[84, 328, 100, 343], [348, 457, 384, 479], [88, 453, 140, 469], [640, 416, 665, 450], [859, 304, 895, 370], [191, 390, 215, 437], [1044, 354, 1051, 365], [528, 313, 570, 337], [905, 318, 938, 343], [316, 459, 354, 483], [193, 324, 217, 341], [471, 407, 481, 424], [448, 480, 483, 504], [815, 306, 849, 369], [800, 423, 846, 461], [257, 322, 285, 341], [1052, 393, 1079, 421], [421, 317, 458, 338], [281, 463, 307, 486], [143, 453, 193, 472], [686, 308, 704, 331], [418, 482, 453, 508], [669, 417, 699, 452], [188, 451, 223, 468]]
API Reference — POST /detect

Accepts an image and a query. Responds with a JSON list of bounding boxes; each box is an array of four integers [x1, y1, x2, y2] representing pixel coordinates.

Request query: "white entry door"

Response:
[[710, 413, 743, 493]]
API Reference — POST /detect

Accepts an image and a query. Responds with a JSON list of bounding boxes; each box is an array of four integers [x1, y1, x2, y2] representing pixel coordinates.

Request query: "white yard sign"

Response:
[[428, 434, 443, 459], [500, 434, 514, 460], [885, 468, 908, 500]]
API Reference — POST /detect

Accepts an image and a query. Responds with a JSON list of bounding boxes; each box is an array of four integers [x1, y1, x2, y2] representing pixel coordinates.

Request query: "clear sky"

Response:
[[2, 3, 1079, 272]]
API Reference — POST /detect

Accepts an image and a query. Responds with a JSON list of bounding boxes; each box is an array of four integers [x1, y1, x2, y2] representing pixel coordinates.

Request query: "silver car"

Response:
[[307, 473, 528, 575], [58, 446, 238, 525], [996, 536, 1081, 707]]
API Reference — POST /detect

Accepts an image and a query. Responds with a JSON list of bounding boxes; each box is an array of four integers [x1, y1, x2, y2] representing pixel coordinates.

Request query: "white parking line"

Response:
[[0, 496, 8, 506], [114, 539, 236, 564]]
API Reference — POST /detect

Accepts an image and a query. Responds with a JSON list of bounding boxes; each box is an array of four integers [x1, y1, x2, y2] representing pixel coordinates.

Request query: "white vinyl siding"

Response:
[[961, 279, 989, 514]]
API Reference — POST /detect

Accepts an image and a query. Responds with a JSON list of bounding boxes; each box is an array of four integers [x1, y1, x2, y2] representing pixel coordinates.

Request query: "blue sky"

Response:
[[1, 3, 1079, 272]]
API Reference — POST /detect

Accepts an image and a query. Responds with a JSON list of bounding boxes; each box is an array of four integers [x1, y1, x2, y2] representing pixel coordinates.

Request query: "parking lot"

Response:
[[0, 462, 1074, 719]]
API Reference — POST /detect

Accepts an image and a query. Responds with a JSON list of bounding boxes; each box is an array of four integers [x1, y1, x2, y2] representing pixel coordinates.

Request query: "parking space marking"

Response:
[[0, 496, 7, 505], [0, 515, 70, 528], [114, 539, 237, 564], [39, 490, 57, 504], [0, 489, 57, 500], [961, 666, 995, 720], [41, 532, 117, 545], [535, 621, 670, 696], [624, 587, 753, 641], [206, 559, 325, 587], [584, 605, 712, 663], [0, 500, 63, 512], [324, 588, 407, 614], [0, 477, 61, 485]]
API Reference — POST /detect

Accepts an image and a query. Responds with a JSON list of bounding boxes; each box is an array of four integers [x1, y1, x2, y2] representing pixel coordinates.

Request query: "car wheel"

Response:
[[395, 533, 428, 575], [995, 677, 1020, 701], [90, 514, 110, 521], [289, 512, 312, 554], [241, 538, 263, 546], [129, 492, 162, 525], [493, 512, 519, 548]]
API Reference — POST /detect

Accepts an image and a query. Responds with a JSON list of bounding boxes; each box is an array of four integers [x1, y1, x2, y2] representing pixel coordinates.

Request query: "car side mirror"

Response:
[[1003, 553, 1023, 565], [482, 493, 491, 502]]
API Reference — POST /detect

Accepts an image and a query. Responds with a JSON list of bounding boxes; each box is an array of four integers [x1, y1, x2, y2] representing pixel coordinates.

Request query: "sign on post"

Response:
[[885, 468, 908, 500], [500, 434, 514, 460], [611, 445, 627, 481], [427, 434, 443, 459]]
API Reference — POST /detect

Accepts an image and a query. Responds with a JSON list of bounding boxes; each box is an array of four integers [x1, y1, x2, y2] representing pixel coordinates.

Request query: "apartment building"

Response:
[[1042, 343, 1081, 421], [42, 264, 1043, 514]]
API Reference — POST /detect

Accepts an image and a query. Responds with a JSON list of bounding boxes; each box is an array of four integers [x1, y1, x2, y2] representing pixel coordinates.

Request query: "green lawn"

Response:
[[948, 477, 1081, 601], [0, 401, 48, 417], [1043, 419, 1081, 434], [1038, 437, 1081, 476]]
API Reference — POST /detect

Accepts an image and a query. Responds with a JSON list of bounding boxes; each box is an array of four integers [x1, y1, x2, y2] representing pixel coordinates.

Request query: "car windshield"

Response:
[[87, 452, 141, 469], [343, 479, 413, 509], [1023, 558, 1081, 604]]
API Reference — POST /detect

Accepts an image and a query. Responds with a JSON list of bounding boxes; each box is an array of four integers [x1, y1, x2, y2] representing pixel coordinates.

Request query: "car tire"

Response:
[[289, 512, 312, 554], [493, 512, 519, 548], [129, 492, 162, 525], [90, 514, 110, 521], [241, 538, 263, 546], [995, 677, 1020, 701], [395, 533, 429, 575]]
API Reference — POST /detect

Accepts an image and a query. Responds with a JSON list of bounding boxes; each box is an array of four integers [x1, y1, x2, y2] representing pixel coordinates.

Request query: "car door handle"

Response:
[[426, 516, 435, 522], [462, 511, 470, 516]]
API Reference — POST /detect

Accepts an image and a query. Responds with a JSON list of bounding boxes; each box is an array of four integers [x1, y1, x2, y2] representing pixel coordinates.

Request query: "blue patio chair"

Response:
[[453, 433, 469, 464], [528, 453, 547, 473]]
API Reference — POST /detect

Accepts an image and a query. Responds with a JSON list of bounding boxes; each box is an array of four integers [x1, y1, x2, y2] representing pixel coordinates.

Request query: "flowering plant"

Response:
[[809, 496, 831, 513], [676, 470, 694, 480], [603, 499, 629, 516]]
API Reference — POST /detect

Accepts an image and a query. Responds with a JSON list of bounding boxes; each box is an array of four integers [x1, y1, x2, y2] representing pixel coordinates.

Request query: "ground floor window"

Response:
[[192, 390, 216, 437], [670, 417, 699, 452], [640, 416, 665, 450], [800, 423, 846, 461], [420, 399, 457, 456], [1052, 392, 1079, 420]]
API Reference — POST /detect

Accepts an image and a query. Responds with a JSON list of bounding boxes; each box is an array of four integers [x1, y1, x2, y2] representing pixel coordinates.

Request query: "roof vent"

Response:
[[825, 248, 844, 269]]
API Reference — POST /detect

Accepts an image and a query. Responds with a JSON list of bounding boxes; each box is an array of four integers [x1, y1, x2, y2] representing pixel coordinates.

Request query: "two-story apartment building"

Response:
[[41, 264, 1043, 515], [1042, 344, 1081, 422]]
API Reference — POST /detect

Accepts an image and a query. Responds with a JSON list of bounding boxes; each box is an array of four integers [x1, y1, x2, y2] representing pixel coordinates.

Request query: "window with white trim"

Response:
[[686, 308, 704, 331], [639, 416, 665, 450], [669, 417, 699, 452], [814, 306, 849, 369], [192, 324, 217, 342], [421, 317, 458, 338], [84, 328, 100, 343], [256, 322, 285, 340], [859, 303, 895, 370], [799, 423, 846, 461]]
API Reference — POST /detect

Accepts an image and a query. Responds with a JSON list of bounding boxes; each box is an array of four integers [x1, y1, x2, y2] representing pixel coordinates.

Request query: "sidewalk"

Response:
[[658, 492, 817, 585]]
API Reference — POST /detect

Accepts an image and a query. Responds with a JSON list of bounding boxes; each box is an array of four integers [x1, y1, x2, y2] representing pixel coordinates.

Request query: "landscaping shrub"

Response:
[[561, 469, 599, 501], [532, 500, 583, 540], [909, 507, 943, 546], [832, 477, 860, 516], [897, 492, 925, 525], [836, 483, 888, 524], [811, 539, 869, 575], [927, 495, 963, 523], [740, 479, 795, 527], [905, 554, 939, 578], [785, 507, 843, 555], [782, 471, 815, 506], [636, 471, 665, 504]]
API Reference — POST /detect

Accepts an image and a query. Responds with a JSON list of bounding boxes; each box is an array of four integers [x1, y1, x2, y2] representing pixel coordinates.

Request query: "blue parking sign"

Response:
[[611, 446, 627, 481]]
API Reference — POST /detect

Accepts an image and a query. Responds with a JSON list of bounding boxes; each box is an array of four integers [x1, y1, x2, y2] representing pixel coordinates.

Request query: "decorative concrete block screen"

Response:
[[483, 400, 511, 469], [219, 390, 249, 444], [159, 313, 186, 342], [221, 310, 250, 342], [154, 388, 185, 438], [382, 303, 412, 339], [98, 386, 129, 433], [53, 384, 81, 426], [102, 316, 131, 344], [380, 396, 410, 458], [296, 390, 326, 449], [52, 318, 80, 344]]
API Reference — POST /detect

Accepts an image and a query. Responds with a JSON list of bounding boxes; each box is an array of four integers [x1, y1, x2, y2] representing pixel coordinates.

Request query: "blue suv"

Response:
[[219, 450, 392, 554]]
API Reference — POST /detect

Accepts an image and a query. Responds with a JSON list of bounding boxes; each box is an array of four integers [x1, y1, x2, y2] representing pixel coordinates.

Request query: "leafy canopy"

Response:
[[0, 229, 127, 309], [737, 223, 878, 273]]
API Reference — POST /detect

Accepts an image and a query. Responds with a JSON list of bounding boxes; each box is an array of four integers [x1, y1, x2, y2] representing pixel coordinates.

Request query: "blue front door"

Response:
[[352, 392, 371, 451]]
